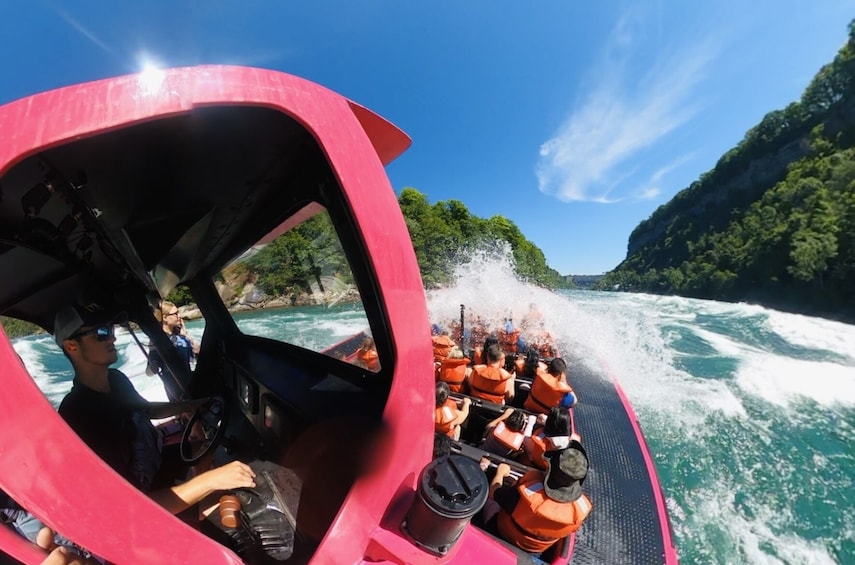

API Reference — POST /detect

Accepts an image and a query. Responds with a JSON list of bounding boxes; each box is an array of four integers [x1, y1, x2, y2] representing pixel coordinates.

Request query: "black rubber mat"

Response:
[[570, 360, 670, 565]]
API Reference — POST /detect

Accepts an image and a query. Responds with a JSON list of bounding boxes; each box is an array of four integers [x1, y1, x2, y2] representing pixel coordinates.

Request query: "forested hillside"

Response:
[[597, 20, 855, 322], [398, 188, 569, 288]]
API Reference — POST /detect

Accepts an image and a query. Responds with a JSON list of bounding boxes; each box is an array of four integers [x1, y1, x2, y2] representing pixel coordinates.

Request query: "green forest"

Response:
[[596, 20, 855, 323], [397, 188, 568, 289]]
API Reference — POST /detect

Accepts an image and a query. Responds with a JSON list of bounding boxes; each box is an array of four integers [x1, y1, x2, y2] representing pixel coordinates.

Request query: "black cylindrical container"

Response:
[[403, 455, 488, 555]]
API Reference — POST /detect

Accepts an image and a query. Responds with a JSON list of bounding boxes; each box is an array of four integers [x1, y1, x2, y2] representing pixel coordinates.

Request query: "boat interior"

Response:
[[1, 105, 397, 562]]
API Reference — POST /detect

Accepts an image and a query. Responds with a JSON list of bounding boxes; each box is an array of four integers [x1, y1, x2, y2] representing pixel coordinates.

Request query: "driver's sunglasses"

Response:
[[70, 325, 115, 341]]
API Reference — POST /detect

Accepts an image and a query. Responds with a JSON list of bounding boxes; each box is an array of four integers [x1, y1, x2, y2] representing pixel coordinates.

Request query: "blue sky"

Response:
[[2, 2, 854, 275]]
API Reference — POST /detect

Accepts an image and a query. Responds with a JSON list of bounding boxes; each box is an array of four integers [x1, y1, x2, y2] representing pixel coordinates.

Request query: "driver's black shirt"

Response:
[[59, 369, 162, 492]]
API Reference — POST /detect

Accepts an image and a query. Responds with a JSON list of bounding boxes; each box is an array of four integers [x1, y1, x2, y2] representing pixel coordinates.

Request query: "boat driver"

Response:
[[54, 303, 257, 515]]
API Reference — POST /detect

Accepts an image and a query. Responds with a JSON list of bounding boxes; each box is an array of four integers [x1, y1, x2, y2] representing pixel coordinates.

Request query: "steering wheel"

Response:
[[180, 396, 228, 464]]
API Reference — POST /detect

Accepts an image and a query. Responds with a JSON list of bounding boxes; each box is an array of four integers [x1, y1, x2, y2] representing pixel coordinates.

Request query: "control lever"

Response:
[[219, 495, 242, 529]]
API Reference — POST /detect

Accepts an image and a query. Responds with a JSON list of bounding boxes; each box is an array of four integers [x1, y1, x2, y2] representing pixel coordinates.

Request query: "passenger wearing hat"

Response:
[[54, 303, 257, 515], [486, 441, 592, 554]]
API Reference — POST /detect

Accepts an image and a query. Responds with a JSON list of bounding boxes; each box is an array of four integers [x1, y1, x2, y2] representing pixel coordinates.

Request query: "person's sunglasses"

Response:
[[70, 325, 115, 341]]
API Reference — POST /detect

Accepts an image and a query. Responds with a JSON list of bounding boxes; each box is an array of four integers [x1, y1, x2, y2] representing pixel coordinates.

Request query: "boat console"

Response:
[[202, 460, 302, 563]]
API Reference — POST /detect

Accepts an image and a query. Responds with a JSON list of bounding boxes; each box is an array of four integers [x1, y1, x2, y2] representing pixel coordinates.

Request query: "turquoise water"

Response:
[[14, 277, 855, 564]]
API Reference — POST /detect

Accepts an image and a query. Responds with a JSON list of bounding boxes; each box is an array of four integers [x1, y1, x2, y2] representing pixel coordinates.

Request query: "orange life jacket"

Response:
[[438, 357, 470, 393], [522, 431, 550, 470], [357, 348, 380, 371], [469, 364, 512, 404], [432, 335, 455, 362], [434, 399, 459, 437], [524, 371, 573, 414], [498, 329, 520, 354], [497, 471, 593, 553], [492, 421, 525, 450]]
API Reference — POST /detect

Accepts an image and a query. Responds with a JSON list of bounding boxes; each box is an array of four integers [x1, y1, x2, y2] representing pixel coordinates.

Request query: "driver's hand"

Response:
[[188, 418, 207, 441], [202, 461, 257, 491]]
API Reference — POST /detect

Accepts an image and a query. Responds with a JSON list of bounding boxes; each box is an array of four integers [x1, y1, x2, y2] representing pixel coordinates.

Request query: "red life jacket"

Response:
[[470, 365, 512, 404], [434, 399, 459, 437], [524, 371, 572, 414], [438, 357, 469, 393], [497, 471, 593, 553], [432, 335, 455, 362]]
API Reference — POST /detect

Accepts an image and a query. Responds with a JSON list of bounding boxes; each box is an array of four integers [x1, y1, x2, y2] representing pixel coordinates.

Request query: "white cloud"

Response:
[[536, 12, 720, 203], [631, 153, 696, 201]]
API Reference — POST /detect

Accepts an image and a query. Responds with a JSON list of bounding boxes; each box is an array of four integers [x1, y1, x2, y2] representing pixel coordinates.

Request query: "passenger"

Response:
[[472, 334, 501, 365], [36, 530, 98, 565], [146, 300, 196, 399], [158, 300, 198, 353], [536, 340, 556, 360], [1, 490, 49, 546], [437, 346, 471, 393], [520, 303, 545, 333], [434, 382, 471, 440], [431, 329, 456, 362], [40, 546, 87, 565], [433, 432, 453, 459], [523, 357, 575, 414], [468, 316, 488, 351], [520, 348, 547, 380], [498, 320, 520, 355], [54, 304, 257, 516], [521, 407, 581, 470], [481, 408, 536, 459], [356, 336, 380, 371], [169, 325, 195, 368], [469, 344, 514, 405], [2, 488, 96, 561], [485, 444, 592, 554]]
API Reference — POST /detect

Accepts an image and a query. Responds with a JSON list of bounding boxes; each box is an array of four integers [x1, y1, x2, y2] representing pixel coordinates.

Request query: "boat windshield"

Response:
[[212, 203, 379, 371]]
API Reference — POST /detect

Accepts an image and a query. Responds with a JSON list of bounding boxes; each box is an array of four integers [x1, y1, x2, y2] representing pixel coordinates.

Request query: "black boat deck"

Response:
[[570, 358, 672, 565]]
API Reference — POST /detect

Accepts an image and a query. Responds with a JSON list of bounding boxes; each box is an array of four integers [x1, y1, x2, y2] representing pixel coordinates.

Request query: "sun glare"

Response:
[[137, 58, 165, 94]]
